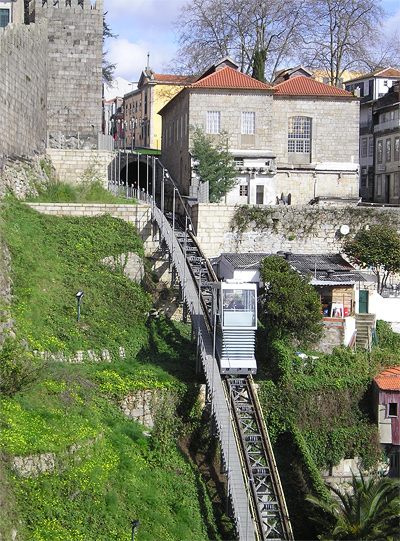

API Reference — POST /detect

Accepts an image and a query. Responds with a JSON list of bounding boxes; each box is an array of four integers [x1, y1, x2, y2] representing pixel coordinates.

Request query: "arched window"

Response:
[[288, 117, 311, 156]]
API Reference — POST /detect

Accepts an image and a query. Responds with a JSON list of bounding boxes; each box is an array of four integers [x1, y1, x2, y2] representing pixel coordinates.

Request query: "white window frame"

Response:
[[241, 112, 255, 135], [288, 116, 311, 154], [207, 111, 220, 134]]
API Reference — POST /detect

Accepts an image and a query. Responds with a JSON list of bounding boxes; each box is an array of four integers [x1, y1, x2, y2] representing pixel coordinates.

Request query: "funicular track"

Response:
[[153, 202, 293, 541]]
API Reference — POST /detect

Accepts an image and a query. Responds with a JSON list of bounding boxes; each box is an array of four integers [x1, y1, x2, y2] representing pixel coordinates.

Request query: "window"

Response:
[[377, 140, 383, 164], [361, 138, 367, 158], [0, 9, 9, 28], [256, 185, 264, 204], [368, 137, 374, 157], [234, 158, 244, 166], [395, 137, 400, 162], [376, 175, 382, 196], [207, 111, 220, 134], [239, 185, 248, 196], [368, 80, 373, 96], [242, 112, 255, 134], [288, 116, 311, 154], [388, 403, 398, 417], [386, 139, 391, 162]]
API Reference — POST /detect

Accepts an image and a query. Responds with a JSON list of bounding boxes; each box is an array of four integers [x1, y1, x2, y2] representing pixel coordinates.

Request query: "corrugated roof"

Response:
[[220, 253, 271, 269], [191, 66, 272, 90], [374, 366, 400, 391], [219, 253, 360, 284], [273, 76, 354, 97]]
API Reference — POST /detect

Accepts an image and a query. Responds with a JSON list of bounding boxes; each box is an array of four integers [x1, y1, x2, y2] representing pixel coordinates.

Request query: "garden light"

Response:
[[76, 291, 84, 321]]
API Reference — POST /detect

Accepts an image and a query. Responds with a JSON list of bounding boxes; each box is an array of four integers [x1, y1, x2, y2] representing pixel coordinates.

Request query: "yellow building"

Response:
[[123, 65, 195, 150], [312, 69, 365, 88]]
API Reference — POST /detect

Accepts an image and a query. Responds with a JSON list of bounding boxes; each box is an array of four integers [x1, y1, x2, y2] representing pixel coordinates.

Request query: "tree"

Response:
[[343, 225, 400, 295], [190, 127, 237, 203], [252, 49, 267, 83], [102, 12, 117, 84], [300, 0, 391, 86], [259, 255, 323, 344], [306, 472, 400, 540], [172, 0, 307, 82]]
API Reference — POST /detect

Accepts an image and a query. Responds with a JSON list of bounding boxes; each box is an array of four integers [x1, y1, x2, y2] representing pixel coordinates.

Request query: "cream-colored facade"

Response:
[[123, 67, 195, 150], [0, 0, 24, 26]]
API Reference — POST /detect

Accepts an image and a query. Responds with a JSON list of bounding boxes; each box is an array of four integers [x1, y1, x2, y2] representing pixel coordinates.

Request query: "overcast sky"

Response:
[[103, 0, 400, 84]]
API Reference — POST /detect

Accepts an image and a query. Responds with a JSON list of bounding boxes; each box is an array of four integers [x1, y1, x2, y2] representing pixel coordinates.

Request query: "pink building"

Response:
[[373, 366, 400, 477]]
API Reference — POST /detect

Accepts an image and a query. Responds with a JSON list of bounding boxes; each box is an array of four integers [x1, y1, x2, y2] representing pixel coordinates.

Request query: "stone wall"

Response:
[[30, 0, 103, 148], [0, 21, 48, 158], [272, 96, 359, 166], [25, 202, 158, 256], [190, 203, 400, 258], [47, 149, 112, 186]]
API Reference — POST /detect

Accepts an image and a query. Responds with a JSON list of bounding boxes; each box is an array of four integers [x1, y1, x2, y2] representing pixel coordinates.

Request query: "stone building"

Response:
[[159, 58, 359, 205]]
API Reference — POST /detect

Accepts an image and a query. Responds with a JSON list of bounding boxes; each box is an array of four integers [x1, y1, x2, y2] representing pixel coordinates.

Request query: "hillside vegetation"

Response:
[[0, 198, 226, 541], [1, 188, 400, 540]]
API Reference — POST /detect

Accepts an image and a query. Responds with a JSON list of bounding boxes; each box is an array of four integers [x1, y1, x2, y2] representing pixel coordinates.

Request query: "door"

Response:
[[359, 290, 368, 313]]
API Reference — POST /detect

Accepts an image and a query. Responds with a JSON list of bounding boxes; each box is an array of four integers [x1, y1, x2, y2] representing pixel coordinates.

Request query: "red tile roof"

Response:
[[153, 74, 196, 84], [191, 66, 272, 90], [374, 366, 400, 391], [347, 67, 400, 83], [273, 76, 354, 97]]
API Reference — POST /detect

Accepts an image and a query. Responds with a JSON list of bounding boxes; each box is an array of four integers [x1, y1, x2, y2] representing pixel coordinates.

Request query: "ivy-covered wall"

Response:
[[191, 203, 400, 258]]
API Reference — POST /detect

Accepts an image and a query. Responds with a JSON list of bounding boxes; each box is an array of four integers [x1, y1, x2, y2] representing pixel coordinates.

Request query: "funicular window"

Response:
[[222, 288, 256, 327]]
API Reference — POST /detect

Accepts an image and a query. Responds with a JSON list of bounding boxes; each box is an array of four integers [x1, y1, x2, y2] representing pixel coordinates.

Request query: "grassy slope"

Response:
[[0, 199, 225, 541]]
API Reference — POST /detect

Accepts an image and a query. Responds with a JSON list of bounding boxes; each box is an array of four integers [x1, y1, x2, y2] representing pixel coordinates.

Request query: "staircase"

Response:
[[355, 314, 376, 350]]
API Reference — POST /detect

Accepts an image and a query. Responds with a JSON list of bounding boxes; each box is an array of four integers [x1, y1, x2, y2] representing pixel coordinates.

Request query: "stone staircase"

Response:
[[355, 313, 376, 350]]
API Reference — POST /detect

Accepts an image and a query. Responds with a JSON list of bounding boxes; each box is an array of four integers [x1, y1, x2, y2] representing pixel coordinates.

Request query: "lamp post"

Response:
[[131, 519, 140, 541], [76, 291, 84, 322]]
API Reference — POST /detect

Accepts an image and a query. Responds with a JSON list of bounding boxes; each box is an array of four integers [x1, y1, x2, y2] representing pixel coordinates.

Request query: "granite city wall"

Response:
[[30, 0, 103, 148], [0, 21, 48, 158]]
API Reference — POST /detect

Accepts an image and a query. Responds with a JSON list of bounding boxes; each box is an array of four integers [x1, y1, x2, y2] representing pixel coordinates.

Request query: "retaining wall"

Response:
[[191, 203, 400, 258], [47, 149, 112, 186], [25, 202, 158, 256]]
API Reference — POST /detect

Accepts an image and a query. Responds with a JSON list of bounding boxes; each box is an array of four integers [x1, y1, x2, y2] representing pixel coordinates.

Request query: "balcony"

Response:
[[374, 118, 400, 133]]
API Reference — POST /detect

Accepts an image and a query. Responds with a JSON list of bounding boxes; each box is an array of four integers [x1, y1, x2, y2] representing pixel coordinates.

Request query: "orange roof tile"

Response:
[[191, 66, 272, 90], [273, 76, 354, 97], [153, 74, 196, 84], [374, 366, 400, 391], [347, 67, 400, 83]]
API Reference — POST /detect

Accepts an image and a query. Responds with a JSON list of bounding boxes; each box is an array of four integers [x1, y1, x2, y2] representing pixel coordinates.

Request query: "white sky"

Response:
[[103, 0, 400, 85]]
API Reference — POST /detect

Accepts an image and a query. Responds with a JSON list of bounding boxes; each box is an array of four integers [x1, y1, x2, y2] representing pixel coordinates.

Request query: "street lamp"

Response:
[[131, 519, 140, 541], [76, 291, 84, 322]]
